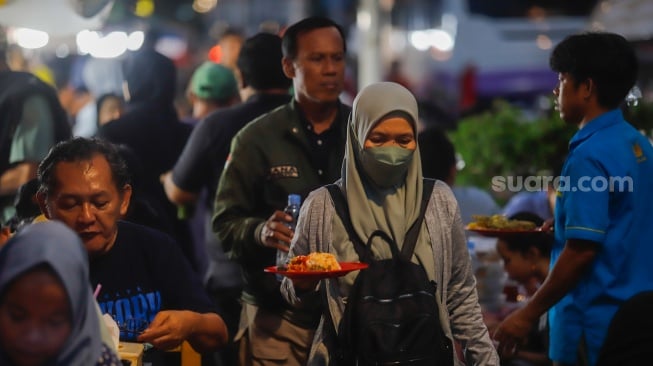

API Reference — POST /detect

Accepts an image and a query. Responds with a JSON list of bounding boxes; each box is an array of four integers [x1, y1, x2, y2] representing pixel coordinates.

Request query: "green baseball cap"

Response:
[[190, 61, 239, 101]]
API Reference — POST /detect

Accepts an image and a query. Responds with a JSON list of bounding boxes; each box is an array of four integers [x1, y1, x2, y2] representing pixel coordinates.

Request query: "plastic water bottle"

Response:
[[276, 194, 301, 271]]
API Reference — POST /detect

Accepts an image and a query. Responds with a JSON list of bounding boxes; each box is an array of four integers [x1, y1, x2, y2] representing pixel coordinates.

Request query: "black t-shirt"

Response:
[[300, 109, 345, 185], [171, 93, 291, 208], [91, 221, 218, 341]]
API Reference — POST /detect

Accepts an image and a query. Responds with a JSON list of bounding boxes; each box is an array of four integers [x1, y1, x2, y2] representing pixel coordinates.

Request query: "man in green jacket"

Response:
[[212, 16, 350, 366]]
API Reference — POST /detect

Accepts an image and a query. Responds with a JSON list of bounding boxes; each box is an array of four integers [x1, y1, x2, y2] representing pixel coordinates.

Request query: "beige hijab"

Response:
[[340, 82, 424, 257]]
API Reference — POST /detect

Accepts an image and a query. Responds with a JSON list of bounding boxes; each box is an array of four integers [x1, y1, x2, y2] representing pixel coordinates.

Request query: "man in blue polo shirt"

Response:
[[494, 32, 653, 366]]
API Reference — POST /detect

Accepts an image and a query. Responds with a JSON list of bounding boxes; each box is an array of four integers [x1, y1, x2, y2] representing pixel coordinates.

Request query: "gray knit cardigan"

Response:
[[281, 180, 500, 365]]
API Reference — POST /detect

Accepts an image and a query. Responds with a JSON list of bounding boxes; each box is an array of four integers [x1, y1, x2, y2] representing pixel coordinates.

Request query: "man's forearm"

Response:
[[0, 162, 37, 196], [186, 312, 229, 352], [160, 171, 198, 205], [214, 213, 265, 258], [522, 239, 599, 320]]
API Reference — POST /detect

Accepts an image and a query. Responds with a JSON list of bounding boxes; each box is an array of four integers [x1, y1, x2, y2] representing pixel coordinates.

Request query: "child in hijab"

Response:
[[0, 221, 121, 366], [281, 82, 499, 365]]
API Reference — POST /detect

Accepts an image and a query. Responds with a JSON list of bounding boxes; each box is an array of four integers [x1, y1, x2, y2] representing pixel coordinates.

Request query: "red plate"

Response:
[[465, 226, 551, 238], [264, 262, 369, 279]]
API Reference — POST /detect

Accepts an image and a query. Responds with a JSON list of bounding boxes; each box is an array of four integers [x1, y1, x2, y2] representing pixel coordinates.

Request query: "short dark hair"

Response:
[[418, 127, 456, 182], [219, 27, 244, 42], [37, 137, 131, 197], [550, 32, 638, 109], [237, 32, 291, 90], [282, 16, 346, 60], [501, 212, 553, 257]]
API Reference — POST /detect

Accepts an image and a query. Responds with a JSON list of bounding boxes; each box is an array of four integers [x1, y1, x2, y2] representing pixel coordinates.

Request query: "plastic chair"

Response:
[[119, 341, 200, 366], [179, 341, 201, 366], [162, 341, 201, 366]]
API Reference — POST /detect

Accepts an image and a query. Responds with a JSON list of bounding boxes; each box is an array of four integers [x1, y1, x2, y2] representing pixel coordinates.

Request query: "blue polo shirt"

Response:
[[550, 109, 653, 365]]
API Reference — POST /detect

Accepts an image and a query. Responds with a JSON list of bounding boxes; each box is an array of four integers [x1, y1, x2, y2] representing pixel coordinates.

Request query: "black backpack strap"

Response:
[[324, 180, 435, 364], [324, 184, 360, 364], [401, 178, 435, 260], [326, 184, 370, 261]]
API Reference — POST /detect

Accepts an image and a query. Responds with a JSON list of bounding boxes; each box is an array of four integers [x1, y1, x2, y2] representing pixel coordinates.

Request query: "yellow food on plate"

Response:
[[467, 214, 537, 231], [286, 252, 342, 272]]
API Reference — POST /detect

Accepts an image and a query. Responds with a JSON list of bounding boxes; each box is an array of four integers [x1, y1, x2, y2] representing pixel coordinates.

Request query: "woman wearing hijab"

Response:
[[0, 221, 121, 366], [281, 82, 498, 365]]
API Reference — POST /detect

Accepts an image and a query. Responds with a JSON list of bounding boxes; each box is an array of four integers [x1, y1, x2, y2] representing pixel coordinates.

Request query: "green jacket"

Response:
[[212, 99, 350, 317]]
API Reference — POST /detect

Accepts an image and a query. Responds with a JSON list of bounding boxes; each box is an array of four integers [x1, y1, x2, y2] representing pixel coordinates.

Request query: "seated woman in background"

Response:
[[495, 212, 553, 366], [0, 221, 121, 366]]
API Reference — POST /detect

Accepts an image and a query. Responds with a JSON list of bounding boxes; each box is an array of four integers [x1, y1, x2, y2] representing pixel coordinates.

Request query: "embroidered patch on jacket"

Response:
[[268, 165, 299, 179], [633, 142, 647, 163]]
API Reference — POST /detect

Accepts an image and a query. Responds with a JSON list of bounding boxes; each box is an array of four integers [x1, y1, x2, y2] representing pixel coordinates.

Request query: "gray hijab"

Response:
[[341, 81, 424, 256], [0, 221, 104, 366]]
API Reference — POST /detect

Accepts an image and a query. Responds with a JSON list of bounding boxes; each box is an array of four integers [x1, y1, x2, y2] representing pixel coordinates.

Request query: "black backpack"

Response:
[[325, 179, 453, 365]]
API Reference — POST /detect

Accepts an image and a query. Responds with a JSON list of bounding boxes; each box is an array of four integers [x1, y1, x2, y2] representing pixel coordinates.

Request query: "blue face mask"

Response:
[[360, 146, 414, 188]]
